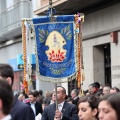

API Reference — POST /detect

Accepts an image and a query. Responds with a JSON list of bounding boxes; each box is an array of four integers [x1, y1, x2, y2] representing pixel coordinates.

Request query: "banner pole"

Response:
[[49, 0, 58, 110], [55, 83, 58, 110]]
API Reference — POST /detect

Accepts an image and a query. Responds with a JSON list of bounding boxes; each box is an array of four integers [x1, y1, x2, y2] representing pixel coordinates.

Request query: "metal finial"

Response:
[[49, 0, 52, 6]]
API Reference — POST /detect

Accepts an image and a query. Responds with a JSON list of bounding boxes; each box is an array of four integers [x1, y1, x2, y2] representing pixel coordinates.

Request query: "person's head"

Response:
[[98, 93, 120, 120], [45, 91, 52, 98], [0, 78, 13, 116], [103, 86, 111, 95], [0, 64, 14, 86], [52, 86, 66, 104], [88, 83, 97, 94], [23, 93, 28, 98], [78, 95, 98, 120], [43, 97, 50, 106], [66, 97, 72, 104], [71, 89, 79, 99], [34, 90, 39, 97], [110, 87, 120, 93], [95, 91, 103, 100], [94, 82, 100, 89], [18, 93, 27, 101], [84, 90, 89, 96], [39, 90, 43, 95], [28, 91, 37, 103], [18, 94, 24, 101]]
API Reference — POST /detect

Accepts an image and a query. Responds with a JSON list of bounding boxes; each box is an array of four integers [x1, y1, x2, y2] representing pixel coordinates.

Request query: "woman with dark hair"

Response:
[[98, 93, 120, 120], [0, 79, 13, 120], [78, 95, 99, 120]]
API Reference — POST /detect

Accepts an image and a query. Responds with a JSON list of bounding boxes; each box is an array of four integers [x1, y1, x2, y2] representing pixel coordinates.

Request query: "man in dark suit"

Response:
[[0, 64, 35, 120], [71, 89, 79, 106], [41, 86, 79, 120], [27, 91, 43, 116]]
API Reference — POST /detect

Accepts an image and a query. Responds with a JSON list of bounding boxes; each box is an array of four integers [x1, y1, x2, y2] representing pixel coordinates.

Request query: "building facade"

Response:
[[1, 0, 120, 94], [82, 3, 120, 90], [0, 0, 33, 91], [33, 0, 120, 92], [0, 0, 56, 93]]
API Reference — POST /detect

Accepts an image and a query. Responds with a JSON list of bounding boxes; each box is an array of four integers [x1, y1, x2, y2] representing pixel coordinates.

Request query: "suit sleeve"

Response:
[[18, 106, 35, 120], [62, 105, 79, 120], [41, 107, 49, 120], [38, 103, 43, 114]]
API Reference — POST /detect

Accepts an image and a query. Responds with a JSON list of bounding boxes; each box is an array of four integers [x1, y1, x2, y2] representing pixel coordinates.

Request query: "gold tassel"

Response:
[[74, 14, 85, 88]]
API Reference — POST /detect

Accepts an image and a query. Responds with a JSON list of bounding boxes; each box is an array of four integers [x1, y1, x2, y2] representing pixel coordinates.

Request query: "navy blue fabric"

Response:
[[32, 15, 76, 79]]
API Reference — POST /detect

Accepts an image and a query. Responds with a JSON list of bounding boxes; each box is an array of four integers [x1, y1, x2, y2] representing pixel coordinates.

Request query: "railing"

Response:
[[0, 1, 32, 39]]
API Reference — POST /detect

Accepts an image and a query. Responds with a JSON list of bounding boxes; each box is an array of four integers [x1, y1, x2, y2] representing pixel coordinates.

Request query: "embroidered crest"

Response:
[[45, 31, 66, 62]]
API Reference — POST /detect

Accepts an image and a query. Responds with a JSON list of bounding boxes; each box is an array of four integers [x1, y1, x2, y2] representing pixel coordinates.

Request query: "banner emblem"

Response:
[[46, 30, 66, 62]]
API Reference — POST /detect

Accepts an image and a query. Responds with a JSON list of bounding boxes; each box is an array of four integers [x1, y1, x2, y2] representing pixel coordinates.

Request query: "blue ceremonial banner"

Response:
[[33, 15, 77, 82]]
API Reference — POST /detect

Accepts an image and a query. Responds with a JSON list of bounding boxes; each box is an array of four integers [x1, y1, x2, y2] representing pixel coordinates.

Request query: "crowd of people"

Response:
[[0, 63, 120, 120]]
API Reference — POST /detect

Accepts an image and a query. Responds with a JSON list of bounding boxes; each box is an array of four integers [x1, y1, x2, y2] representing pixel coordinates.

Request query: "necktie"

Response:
[[58, 104, 62, 111]]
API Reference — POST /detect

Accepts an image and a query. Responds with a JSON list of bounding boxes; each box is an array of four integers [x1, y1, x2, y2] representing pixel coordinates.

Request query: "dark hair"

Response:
[[89, 83, 97, 88], [23, 93, 28, 98], [84, 89, 88, 94], [34, 90, 39, 97], [39, 90, 43, 95], [0, 78, 13, 115], [99, 93, 120, 119], [29, 91, 37, 97], [78, 95, 98, 110], [94, 82, 100, 89], [95, 91, 103, 99], [57, 86, 66, 94], [0, 64, 14, 86]]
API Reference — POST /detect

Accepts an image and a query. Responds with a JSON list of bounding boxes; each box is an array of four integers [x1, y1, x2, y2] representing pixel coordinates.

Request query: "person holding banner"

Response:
[[41, 86, 79, 120]]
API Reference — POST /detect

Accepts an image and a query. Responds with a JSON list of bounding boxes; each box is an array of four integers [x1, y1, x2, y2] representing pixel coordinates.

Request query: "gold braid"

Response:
[[22, 20, 28, 94], [74, 14, 82, 88]]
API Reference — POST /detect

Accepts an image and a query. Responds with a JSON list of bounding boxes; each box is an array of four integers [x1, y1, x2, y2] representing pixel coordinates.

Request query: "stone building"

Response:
[[1, 0, 120, 94], [34, 0, 120, 91]]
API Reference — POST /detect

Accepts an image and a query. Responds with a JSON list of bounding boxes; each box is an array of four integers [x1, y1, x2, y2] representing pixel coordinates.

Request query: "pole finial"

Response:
[[49, 0, 52, 6]]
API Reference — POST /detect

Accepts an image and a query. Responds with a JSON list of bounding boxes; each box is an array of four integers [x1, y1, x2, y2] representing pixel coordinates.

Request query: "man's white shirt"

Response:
[[1, 114, 12, 120]]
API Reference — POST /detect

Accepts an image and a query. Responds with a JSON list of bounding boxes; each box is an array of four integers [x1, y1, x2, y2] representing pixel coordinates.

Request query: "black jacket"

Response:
[[27, 102, 43, 116], [72, 97, 79, 106], [41, 101, 79, 120], [11, 96, 35, 120]]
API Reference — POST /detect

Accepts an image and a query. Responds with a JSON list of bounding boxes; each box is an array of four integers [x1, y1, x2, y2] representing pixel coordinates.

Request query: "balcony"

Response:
[[34, 0, 120, 15], [0, 0, 32, 42]]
